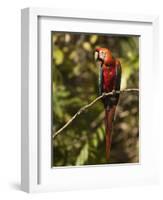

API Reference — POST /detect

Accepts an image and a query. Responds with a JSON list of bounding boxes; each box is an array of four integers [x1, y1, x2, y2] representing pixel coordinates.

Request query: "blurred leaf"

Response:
[[54, 48, 64, 65], [76, 143, 89, 165], [83, 42, 91, 51], [97, 127, 105, 141], [90, 35, 98, 44]]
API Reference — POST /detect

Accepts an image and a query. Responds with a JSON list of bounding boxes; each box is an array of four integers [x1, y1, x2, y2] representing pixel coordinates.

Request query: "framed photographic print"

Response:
[[21, 8, 159, 193]]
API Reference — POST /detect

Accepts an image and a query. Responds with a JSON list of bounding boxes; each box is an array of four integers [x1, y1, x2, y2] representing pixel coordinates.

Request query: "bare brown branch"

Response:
[[52, 88, 139, 138]]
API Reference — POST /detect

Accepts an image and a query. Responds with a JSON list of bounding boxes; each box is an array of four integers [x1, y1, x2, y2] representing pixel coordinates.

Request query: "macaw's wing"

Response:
[[99, 66, 103, 95], [115, 59, 122, 91]]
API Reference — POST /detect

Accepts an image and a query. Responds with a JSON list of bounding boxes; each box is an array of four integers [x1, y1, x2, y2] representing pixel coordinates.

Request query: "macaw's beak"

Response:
[[94, 51, 102, 68], [94, 51, 98, 61]]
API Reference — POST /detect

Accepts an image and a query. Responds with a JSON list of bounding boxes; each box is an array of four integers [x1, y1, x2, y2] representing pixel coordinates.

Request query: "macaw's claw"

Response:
[[112, 89, 116, 96]]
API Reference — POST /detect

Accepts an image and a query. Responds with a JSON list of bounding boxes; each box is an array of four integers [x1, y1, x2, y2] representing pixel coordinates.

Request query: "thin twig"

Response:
[[52, 88, 139, 138]]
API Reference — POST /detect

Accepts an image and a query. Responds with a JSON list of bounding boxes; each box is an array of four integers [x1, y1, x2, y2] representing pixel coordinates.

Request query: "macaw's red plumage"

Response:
[[94, 47, 122, 161]]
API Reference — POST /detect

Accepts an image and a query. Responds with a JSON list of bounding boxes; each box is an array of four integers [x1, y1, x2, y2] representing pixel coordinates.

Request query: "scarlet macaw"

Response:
[[94, 47, 122, 161]]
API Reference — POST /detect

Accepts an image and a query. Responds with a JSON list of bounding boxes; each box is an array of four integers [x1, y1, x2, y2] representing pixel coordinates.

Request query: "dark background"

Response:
[[52, 32, 139, 166]]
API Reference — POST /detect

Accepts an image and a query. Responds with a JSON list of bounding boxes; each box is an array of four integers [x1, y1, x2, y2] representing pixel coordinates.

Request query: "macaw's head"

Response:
[[94, 47, 114, 67]]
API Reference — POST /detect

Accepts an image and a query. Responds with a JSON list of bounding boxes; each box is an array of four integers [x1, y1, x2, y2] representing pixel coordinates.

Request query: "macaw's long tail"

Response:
[[105, 106, 116, 161]]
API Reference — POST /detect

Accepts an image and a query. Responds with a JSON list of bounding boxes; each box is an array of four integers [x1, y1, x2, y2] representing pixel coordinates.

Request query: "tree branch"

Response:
[[52, 88, 139, 138]]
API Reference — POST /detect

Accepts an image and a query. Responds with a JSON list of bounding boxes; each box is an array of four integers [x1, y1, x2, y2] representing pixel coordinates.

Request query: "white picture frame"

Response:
[[21, 7, 159, 193]]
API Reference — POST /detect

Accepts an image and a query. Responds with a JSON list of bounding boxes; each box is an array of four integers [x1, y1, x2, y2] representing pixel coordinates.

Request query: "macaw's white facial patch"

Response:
[[99, 51, 106, 60]]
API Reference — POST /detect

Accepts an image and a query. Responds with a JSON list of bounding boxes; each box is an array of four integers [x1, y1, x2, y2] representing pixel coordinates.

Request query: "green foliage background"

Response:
[[52, 32, 139, 166]]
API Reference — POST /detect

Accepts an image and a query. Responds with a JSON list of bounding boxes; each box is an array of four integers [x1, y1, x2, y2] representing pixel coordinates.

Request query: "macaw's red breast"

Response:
[[102, 65, 116, 92]]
